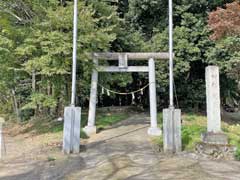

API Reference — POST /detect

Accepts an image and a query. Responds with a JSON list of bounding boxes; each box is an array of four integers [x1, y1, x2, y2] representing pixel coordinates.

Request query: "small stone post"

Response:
[[83, 58, 98, 136], [163, 108, 182, 153], [148, 58, 162, 136], [203, 66, 227, 144], [63, 107, 81, 154]]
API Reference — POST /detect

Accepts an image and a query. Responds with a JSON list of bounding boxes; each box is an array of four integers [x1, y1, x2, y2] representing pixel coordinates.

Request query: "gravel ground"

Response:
[[1, 114, 240, 180]]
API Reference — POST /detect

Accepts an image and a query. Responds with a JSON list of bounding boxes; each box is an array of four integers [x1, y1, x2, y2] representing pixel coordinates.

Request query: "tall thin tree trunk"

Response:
[[32, 70, 36, 116], [46, 81, 51, 115], [11, 89, 20, 122], [47, 80, 51, 96], [32, 70, 36, 92]]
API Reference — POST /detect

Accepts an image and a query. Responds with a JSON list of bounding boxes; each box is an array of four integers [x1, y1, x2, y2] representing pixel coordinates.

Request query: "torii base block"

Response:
[[63, 106, 81, 154], [163, 108, 182, 153], [83, 126, 96, 136]]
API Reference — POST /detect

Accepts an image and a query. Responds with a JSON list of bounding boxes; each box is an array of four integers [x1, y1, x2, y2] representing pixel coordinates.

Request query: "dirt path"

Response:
[[1, 114, 240, 180]]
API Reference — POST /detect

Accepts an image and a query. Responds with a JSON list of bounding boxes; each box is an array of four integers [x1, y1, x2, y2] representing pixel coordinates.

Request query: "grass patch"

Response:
[[96, 113, 129, 130], [47, 156, 56, 162], [156, 113, 206, 151], [222, 123, 240, 147], [157, 113, 163, 129], [182, 125, 206, 150], [184, 114, 197, 121], [20, 116, 63, 134], [155, 112, 240, 153], [152, 136, 164, 151], [235, 146, 240, 161], [13, 111, 129, 138], [181, 113, 207, 150]]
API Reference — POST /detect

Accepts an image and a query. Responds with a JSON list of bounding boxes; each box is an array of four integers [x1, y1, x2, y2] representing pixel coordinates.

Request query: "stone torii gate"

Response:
[[83, 52, 170, 137]]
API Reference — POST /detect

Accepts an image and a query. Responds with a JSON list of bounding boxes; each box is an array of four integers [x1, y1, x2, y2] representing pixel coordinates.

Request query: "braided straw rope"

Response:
[[98, 83, 149, 95]]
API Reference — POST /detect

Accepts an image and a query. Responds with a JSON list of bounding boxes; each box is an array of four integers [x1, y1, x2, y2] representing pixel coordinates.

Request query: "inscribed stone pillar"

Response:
[[202, 66, 228, 145], [206, 66, 221, 133]]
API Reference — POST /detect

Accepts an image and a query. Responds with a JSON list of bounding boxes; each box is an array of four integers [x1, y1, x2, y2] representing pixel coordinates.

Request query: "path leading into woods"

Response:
[[1, 114, 240, 180]]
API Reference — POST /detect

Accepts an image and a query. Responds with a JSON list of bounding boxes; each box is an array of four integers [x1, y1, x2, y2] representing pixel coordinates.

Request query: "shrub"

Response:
[[182, 125, 206, 150], [235, 146, 240, 161]]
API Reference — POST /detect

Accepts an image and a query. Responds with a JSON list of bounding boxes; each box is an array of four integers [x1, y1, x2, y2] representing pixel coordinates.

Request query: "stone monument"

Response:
[[202, 66, 228, 145]]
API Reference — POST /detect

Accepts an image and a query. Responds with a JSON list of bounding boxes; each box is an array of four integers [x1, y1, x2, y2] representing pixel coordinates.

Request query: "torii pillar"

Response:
[[148, 58, 162, 136], [83, 58, 98, 136]]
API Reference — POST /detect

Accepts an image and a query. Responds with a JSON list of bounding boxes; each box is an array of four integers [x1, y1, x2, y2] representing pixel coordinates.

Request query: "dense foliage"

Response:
[[208, 1, 240, 109], [0, 0, 239, 120]]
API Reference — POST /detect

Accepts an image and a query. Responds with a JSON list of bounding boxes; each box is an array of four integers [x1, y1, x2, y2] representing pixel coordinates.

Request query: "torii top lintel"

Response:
[[92, 52, 173, 60]]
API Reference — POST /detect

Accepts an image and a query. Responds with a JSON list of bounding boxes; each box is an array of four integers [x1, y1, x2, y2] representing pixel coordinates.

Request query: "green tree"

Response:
[[207, 1, 240, 108], [0, 0, 119, 119]]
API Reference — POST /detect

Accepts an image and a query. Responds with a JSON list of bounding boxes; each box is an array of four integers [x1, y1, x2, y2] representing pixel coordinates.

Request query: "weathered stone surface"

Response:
[[201, 132, 228, 145], [148, 58, 161, 136], [83, 126, 97, 136], [63, 106, 81, 154], [86, 58, 98, 135], [72, 107, 81, 153], [163, 108, 182, 153], [202, 66, 229, 152], [206, 66, 221, 133], [195, 142, 236, 160], [118, 53, 128, 68], [147, 127, 162, 136]]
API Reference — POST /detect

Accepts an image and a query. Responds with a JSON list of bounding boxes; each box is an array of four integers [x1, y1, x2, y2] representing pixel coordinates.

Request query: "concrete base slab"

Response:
[[83, 126, 97, 136], [148, 127, 162, 136], [163, 108, 182, 153], [63, 106, 81, 154], [201, 132, 228, 145]]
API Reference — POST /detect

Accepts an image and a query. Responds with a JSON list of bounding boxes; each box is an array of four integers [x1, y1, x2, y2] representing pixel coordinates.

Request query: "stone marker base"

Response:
[[163, 108, 182, 153], [148, 127, 162, 136], [195, 142, 236, 160], [63, 106, 81, 154], [201, 132, 228, 145], [83, 126, 97, 136]]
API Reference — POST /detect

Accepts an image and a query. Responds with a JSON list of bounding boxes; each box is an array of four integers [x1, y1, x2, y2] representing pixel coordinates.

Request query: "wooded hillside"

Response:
[[0, 0, 239, 121]]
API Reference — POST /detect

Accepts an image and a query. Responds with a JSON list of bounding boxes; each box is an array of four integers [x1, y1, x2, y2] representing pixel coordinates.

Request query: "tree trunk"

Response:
[[32, 70, 36, 92], [11, 89, 20, 122]]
